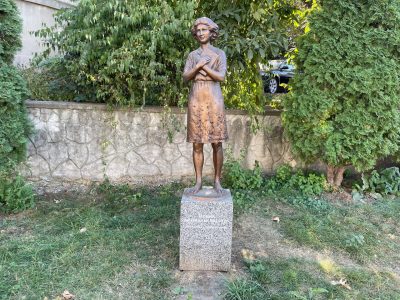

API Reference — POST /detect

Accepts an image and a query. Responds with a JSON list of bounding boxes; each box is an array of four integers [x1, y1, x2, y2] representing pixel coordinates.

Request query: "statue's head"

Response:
[[191, 17, 219, 42]]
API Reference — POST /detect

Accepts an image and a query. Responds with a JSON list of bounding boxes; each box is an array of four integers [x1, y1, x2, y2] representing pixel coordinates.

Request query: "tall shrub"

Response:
[[283, 0, 400, 187], [35, 0, 304, 111], [199, 0, 303, 114], [0, 0, 34, 212], [0, 62, 31, 173], [0, 0, 22, 63], [37, 0, 197, 106]]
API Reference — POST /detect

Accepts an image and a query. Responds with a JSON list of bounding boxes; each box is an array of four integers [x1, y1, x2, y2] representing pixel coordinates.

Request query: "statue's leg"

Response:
[[212, 142, 223, 193], [190, 142, 204, 194]]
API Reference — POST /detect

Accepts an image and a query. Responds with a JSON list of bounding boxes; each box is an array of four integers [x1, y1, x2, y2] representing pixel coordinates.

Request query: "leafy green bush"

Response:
[[223, 150, 263, 190], [356, 167, 400, 196], [36, 0, 197, 106], [222, 150, 264, 211], [0, 0, 22, 64], [265, 164, 327, 197], [267, 166, 331, 213], [283, 0, 400, 188], [0, 176, 35, 213], [35, 0, 304, 111], [21, 57, 92, 102], [232, 191, 259, 211]]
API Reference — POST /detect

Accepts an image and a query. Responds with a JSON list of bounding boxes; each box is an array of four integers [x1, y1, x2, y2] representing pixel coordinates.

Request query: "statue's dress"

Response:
[[184, 46, 228, 143]]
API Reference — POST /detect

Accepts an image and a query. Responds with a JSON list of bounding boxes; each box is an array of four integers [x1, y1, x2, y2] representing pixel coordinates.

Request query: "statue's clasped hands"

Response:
[[197, 51, 218, 76], [197, 55, 211, 69]]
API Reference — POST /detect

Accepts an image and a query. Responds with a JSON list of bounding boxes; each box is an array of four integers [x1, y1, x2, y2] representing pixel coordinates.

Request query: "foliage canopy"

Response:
[[0, 0, 34, 212], [0, 62, 31, 174], [37, 0, 197, 106], [0, 0, 22, 63], [283, 0, 400, 186], [35, 0, 306, 112], [0, 0, 31, 174]]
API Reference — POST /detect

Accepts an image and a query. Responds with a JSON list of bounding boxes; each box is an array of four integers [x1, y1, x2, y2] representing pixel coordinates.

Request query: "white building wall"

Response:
[[14, 0, 75, 66]]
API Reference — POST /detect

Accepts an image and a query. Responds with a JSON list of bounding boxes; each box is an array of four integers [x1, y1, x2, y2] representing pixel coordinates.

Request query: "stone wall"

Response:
[[24, 101, 295, 184]]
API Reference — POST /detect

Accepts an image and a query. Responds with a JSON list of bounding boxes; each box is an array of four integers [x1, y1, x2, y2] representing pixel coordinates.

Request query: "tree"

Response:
[[36, 0, 305, 112], [0, 62, 31, 173], [0, 0, 23, 64], [283, 0, 400, 188], [0, 0, 34, 212], [198, 0, 303, 113], [36, 0, 198, 106]]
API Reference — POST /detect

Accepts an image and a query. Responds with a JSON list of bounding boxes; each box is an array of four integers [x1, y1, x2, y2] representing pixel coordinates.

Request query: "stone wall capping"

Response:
[[25, 100, 282, 116]]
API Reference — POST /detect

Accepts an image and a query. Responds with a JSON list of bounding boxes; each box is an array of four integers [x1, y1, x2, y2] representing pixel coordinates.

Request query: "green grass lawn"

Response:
[[1, 180, 399, 299], [0, 181, 181, 300], [226, 188, 400, 300]]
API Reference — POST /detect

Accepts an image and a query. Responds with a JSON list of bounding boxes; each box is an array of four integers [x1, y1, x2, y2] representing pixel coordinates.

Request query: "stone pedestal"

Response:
[[179, 187, 233, 271]]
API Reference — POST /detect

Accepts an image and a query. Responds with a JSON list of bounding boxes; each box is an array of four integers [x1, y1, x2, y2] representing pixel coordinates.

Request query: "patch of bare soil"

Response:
[[232, 212, 357, 267]]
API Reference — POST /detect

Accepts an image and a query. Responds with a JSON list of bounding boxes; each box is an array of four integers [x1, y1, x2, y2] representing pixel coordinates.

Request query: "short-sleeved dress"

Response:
[[184, 46, 229, 143]]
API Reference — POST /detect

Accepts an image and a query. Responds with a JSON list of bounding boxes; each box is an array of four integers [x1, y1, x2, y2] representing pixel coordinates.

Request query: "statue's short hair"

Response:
[[191, 17, 219, 41]]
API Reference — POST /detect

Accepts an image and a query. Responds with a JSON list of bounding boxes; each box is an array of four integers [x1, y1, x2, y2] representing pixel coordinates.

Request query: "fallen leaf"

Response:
[[331, 278, 351, 290], [62, 290, 75, 299], [319, 259, 337, 275], [272, 216, 280, 223], [79, 227, 87, 233], [241, 248, 255, 261]]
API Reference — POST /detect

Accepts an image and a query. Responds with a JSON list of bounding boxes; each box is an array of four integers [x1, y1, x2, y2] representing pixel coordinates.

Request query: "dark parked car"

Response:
[[261, 63, 295, 94]]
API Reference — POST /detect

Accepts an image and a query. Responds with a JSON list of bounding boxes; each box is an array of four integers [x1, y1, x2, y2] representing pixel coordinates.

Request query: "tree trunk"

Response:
[[327, 165, 335, 186], [326, 165, 346, 189], [334, 167, 346, 187]]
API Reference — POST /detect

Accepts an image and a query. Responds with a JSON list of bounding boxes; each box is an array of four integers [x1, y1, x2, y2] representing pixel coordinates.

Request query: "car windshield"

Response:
[[278, 64, 295, 71]]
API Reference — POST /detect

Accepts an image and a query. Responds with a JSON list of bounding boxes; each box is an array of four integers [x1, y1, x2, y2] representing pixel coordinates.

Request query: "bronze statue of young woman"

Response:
[[183, 17, 228, 195]]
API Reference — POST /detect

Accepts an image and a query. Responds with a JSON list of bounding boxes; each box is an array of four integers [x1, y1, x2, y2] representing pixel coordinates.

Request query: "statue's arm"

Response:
[[183, 64, 201, 82], [201, 51, 227, 82], [183, 53, 211, 82], [201, 66, 225, 82]]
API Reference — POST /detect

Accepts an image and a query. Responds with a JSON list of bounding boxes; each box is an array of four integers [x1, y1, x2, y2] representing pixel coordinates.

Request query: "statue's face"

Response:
[[196, 24, 211, 44]]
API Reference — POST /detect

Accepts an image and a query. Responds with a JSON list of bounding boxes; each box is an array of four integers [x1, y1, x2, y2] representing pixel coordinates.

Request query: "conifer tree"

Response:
[[0, 0, 34, 212], [283, 0, 400, 187]]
